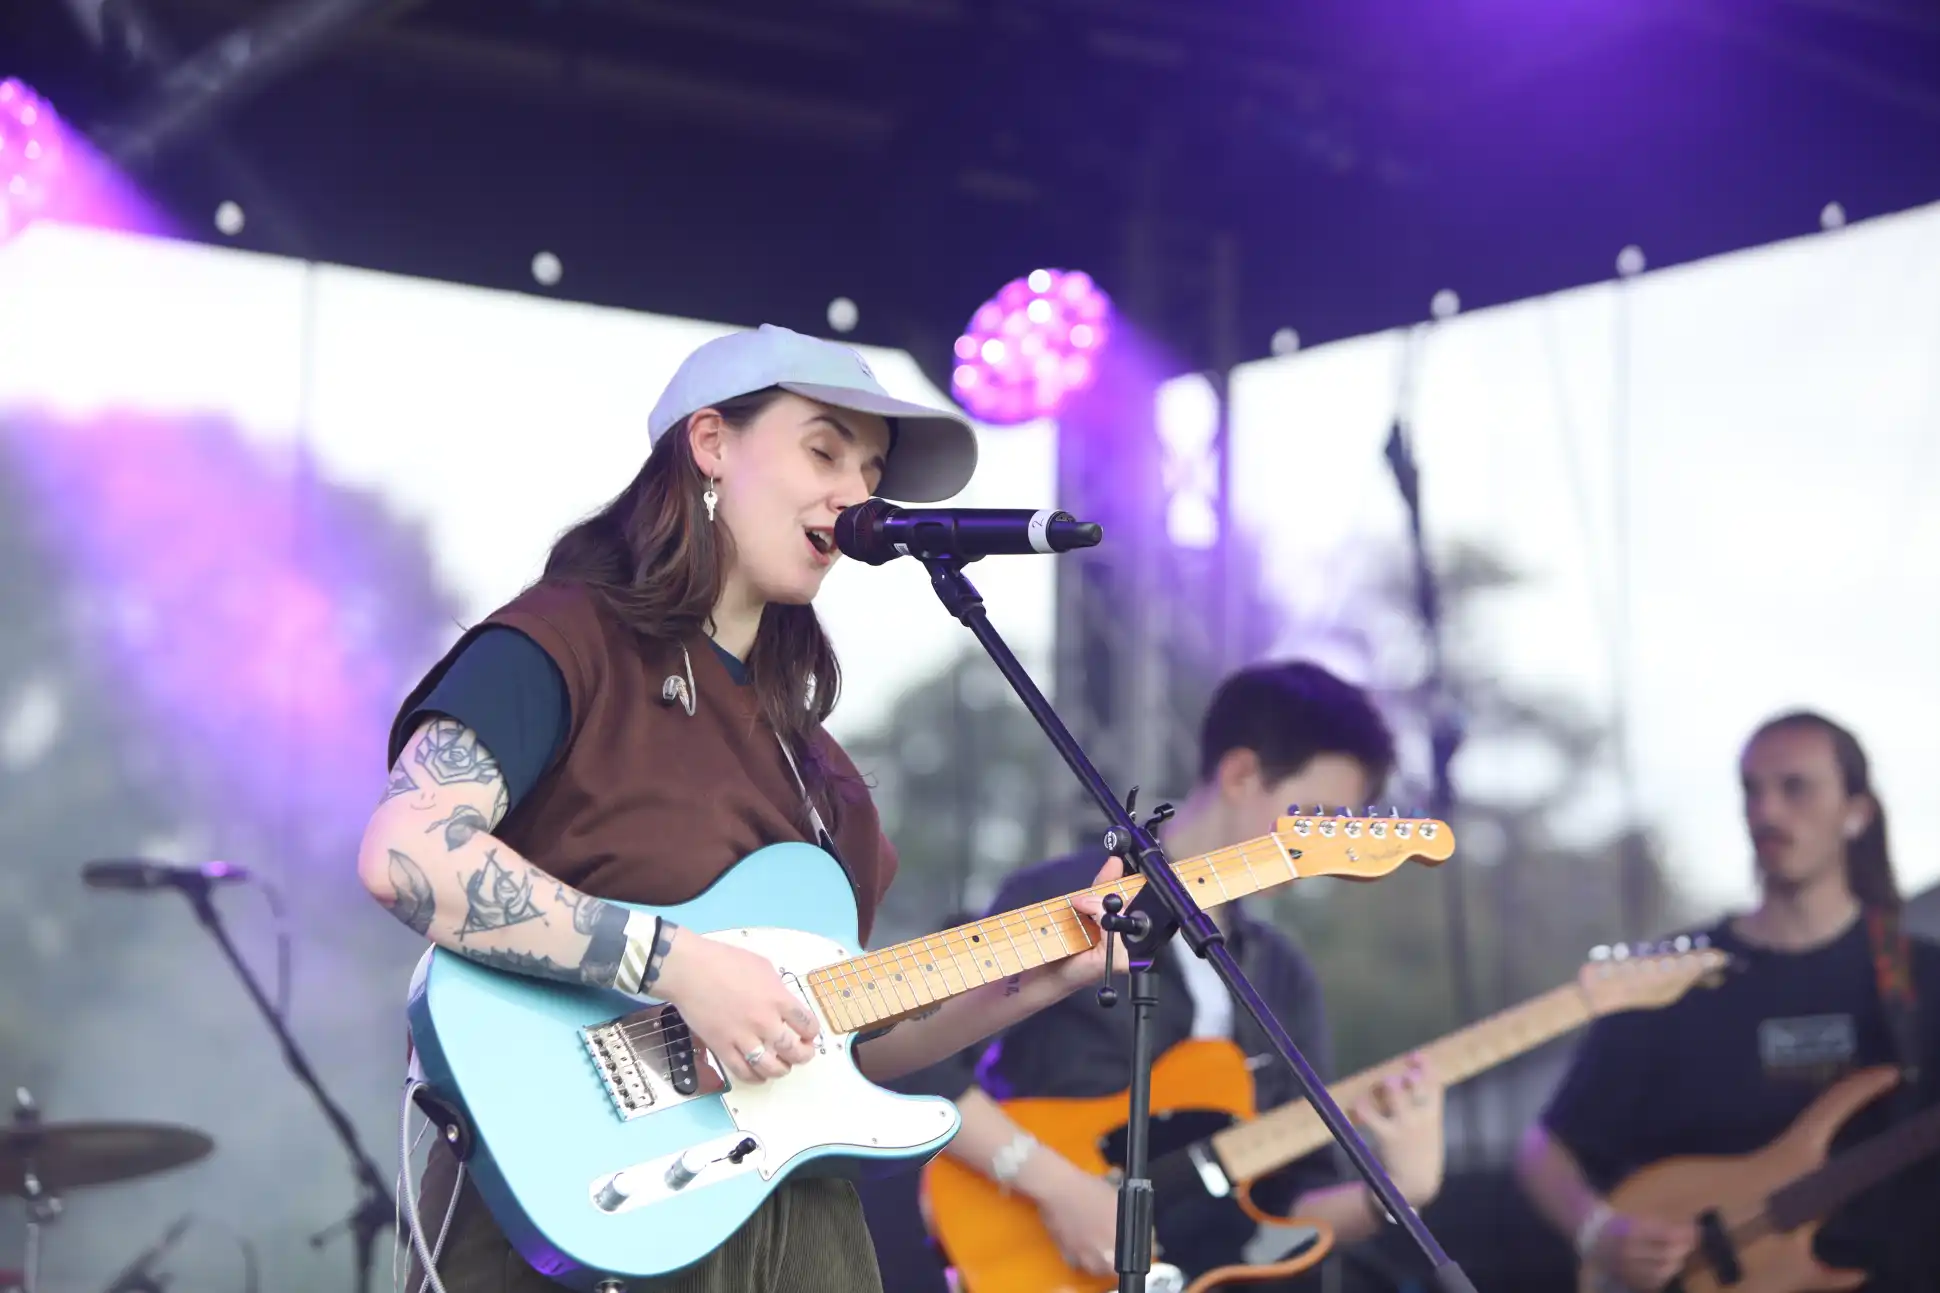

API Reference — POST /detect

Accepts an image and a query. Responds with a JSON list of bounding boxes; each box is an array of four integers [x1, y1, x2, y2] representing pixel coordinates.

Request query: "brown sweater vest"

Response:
[[395, 580, 896, 944]]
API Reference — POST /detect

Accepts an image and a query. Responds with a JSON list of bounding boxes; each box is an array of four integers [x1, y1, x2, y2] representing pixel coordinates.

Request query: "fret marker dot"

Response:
[[842, 990, 852, 997], [894, 973, 903, 981], [867, 983, 876, 991]]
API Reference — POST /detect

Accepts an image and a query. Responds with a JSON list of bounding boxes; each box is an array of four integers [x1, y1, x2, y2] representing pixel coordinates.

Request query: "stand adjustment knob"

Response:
[[1097, 893, 1124, 1007]]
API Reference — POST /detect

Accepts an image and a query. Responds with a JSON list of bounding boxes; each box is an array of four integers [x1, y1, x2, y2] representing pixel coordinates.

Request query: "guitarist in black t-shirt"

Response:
[[1515, 710, 1940, 1292]]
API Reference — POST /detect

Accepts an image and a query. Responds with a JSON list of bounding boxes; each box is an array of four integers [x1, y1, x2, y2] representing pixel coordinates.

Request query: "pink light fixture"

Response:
[[951, 268, 1112, 425], [0, 78, 64, 245]]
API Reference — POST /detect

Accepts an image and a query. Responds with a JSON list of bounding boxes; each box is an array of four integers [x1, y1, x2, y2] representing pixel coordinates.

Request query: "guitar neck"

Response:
[[806, 837, 1311, 1035], [1769, 1097, 1940, 1230], [1211, 982, 1595, 1183]]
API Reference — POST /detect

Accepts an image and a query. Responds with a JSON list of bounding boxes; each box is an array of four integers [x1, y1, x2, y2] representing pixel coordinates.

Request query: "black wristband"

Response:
[[642, 918, 679, 992]]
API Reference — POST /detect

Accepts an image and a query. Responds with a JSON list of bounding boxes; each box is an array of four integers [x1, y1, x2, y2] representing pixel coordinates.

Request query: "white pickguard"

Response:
[[710, 925, 957, 1170], [589, 926, 957, 1210]]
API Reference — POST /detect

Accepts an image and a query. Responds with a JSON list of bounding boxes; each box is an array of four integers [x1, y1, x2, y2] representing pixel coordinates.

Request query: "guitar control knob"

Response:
[[664, 1147, 709, 1190], [595, 1175, 631, 1211]]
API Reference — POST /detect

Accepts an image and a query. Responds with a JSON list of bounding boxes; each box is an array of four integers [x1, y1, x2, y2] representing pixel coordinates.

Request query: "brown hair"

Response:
[[1749, 710, 1898, 911], [541, 388, 849, 820]]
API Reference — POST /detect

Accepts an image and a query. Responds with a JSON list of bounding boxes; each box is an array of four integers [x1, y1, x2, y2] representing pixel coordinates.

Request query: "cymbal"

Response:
[[1, 1122, 213, 1196]]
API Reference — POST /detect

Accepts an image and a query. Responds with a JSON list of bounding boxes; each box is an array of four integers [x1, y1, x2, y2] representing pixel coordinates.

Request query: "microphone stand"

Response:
[[97, 1213, 191, 1293], [1382, 419, 1478, 1153], [916, 555, 1474, 1293], [178, 880, 393, 1293]]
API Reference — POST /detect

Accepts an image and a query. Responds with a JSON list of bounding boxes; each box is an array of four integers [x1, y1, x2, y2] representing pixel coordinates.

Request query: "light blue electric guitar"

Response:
[[404, 810, 1455, 1289]]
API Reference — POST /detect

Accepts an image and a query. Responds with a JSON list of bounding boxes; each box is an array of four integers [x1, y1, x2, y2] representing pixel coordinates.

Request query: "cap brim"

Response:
[[780, 381, 980, 504]]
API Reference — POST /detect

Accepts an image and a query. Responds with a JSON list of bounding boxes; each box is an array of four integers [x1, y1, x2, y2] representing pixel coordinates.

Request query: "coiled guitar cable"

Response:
[[397, 1077, 463, 1293]]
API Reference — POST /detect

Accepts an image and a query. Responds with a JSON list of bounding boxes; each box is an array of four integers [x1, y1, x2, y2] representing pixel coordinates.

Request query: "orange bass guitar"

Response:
[[925, 943, 1730, 1293], [1581, 1065, 1940, 1293]]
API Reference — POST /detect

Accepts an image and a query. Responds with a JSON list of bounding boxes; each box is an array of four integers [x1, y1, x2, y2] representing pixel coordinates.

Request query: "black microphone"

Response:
[[82, 859, 251, 891], [833, 498, 1103, 566]]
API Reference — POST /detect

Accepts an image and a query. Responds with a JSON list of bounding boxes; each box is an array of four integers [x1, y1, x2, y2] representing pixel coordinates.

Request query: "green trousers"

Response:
[[408, 1145, 886, 1292]]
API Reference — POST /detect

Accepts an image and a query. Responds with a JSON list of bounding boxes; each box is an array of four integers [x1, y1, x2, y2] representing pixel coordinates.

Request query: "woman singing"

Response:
[[357, 324, 1117, 1291]]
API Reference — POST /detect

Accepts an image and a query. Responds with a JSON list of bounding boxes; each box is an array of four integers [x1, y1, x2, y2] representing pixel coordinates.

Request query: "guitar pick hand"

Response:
[[653, 928, 822, 1084]]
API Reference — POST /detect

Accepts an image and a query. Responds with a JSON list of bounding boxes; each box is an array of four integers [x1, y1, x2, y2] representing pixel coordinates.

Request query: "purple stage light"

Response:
[[951, 268, 1111, 425], [4, 409, 462, 864], [0, 78, 64, 245]]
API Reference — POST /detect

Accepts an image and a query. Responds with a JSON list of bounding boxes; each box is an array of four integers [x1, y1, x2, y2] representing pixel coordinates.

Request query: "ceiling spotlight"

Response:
[[0, 77, 65, 246], [531, 251, 562, 287], [214, 200, 244, 236], [1821, 202, 1847, 230], [1270, 327, 1301, 356], [1430, 289, 1460, 320], [952, 268, 1111, 425], [827, 297, 858, 333], [1616, 245, 1646, 278]]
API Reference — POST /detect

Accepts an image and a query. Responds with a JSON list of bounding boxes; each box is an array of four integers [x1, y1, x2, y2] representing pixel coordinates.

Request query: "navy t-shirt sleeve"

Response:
[[389, 626, 572, 814], [1538, 1010, 1658, 1188]]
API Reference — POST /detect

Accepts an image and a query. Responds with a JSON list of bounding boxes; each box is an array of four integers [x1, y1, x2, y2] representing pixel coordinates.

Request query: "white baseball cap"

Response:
[[648, 323, 979, 503]]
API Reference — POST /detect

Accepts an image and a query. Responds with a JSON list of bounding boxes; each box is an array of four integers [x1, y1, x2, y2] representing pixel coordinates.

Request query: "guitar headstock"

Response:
[[1577, 937, 1732, 1016], [1270, 807, 1456, 881]]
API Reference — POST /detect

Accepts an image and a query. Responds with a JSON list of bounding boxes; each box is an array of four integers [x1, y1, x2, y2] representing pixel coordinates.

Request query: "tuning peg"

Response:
[[1588, 944, 1611, 961], [1692, 932, 1709, 949]]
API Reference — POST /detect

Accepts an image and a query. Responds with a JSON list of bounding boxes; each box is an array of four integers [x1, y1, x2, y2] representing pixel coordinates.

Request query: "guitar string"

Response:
[[598, 823, 1432, 1065], [591, 838, 1286, 1068], [594, 826, 1425, 1068], [603, 836, 1290, 1059], [602, 945, 1689, 1132]]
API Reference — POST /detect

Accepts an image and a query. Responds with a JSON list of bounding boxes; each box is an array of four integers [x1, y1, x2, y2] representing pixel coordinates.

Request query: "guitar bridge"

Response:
[[582, 1003, 711, 1122]]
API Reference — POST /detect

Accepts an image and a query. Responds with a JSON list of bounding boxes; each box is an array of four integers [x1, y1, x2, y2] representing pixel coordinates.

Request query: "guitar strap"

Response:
[[776, 732, 834, 850], [1865, 904, 1922, 1116], [775, 732, 851, 875]]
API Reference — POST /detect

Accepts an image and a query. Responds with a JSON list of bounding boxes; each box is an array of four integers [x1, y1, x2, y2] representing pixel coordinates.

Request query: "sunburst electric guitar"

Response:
[[1582, 1065, 1940, 1293], [402, 811, 1453, 1289], [923, 943, 1732, 1293]]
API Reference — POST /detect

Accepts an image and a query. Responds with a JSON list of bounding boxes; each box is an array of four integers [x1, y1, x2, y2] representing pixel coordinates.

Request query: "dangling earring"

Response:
[[703, 478, 719, 523]]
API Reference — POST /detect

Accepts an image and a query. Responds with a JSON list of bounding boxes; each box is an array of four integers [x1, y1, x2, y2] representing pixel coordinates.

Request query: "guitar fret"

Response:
[[917, 937, 956, 1000], [1019, 912, 1050, 967], [1235, 844, 1262, 895], [1001, 912, 1032, 970], [884, 951, 924, 1013], [1214, 982, 1597, 1182], [806, 814, 1451, 1035], [1206, 856, 1232, 901]]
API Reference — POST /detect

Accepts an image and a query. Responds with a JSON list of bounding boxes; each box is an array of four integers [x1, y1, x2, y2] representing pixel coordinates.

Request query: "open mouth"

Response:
[[805, 527, 835, 559]]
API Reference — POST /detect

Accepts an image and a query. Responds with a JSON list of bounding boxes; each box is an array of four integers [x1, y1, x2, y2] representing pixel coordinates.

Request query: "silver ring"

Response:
[[743, 1045, 766, 1066]]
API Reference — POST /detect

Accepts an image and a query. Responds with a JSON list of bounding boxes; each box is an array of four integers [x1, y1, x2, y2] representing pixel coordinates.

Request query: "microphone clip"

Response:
[[1095, 788, 1169, 1007]]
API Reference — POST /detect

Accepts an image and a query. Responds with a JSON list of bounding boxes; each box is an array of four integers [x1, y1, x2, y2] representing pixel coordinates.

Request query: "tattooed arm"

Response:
[[356, 716, 669, 992]]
